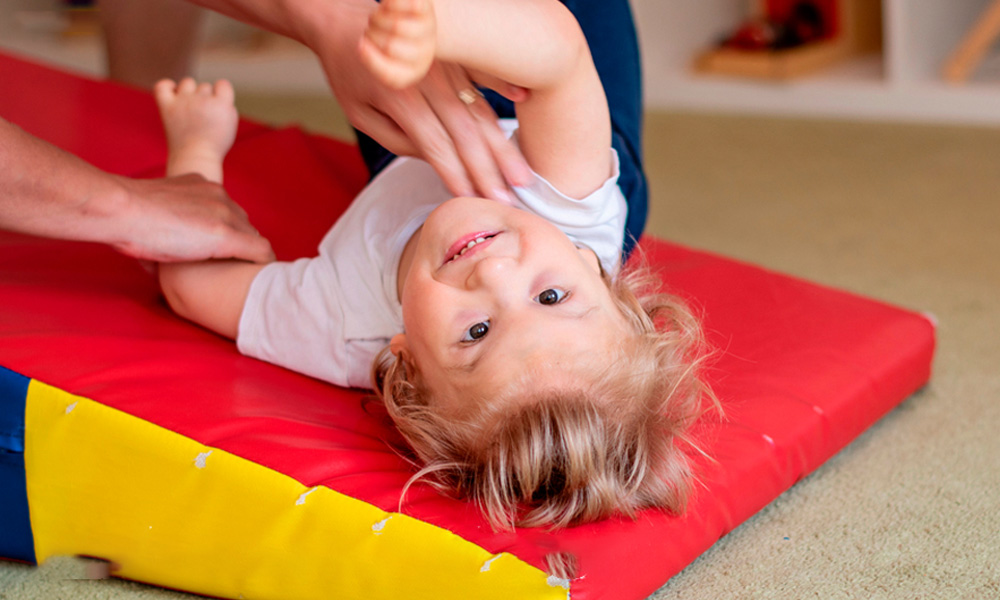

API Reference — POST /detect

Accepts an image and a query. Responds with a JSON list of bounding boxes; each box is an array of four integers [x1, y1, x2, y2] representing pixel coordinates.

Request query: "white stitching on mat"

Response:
[[193, 450, 213, 469], [372, 516, 392, 535], [480, 554, 503, 572], [295, 487, 318, 506]]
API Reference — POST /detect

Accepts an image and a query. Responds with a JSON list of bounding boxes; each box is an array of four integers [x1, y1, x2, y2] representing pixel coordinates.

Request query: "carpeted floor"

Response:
[[2, 102, 998, 599], [641, 111, 1000, 599]]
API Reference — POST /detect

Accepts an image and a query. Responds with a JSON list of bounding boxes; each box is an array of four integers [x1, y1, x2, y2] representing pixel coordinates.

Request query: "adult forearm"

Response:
[[0, 117, 130, 245], [183, 0, 365, 53], [0, 117, 274, 263]]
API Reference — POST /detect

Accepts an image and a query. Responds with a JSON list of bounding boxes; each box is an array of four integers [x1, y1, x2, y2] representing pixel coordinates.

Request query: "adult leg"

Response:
[[100, 0, 204, 90]]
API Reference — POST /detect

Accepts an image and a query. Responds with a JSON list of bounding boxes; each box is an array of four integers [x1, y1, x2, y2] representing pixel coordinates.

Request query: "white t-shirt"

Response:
[[237, 120, 627, 389]]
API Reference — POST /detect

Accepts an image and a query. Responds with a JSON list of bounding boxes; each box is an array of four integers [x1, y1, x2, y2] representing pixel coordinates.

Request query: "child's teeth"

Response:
[[462, 238, 485, 253], [452, 236, 492, 261]]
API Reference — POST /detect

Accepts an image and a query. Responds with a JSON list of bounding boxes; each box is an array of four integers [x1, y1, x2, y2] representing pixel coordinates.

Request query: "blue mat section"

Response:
[[0, 365, 35, 563]]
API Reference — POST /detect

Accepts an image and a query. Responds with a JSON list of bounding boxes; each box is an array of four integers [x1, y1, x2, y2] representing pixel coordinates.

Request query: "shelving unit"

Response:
[[632, 0, 1000, 125], [3, 0, 999, 125]]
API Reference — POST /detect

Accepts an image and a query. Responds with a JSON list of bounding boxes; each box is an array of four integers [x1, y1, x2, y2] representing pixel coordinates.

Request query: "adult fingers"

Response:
[[343, 100, 420, 158], [465, 68, 530, 103], [452, 70, 533, 189], [217, 230, 276, 264], [423, 68, 509, 201], [175, 173, 271, 262], [430, 64, 532, 199], [378, 83, 477, 197]]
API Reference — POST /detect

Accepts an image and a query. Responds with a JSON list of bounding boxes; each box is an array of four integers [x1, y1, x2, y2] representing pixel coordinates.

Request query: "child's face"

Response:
[[393, 196, 628, 413]]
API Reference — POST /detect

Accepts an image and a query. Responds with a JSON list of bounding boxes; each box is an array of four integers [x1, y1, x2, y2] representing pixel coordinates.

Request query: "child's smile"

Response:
[[444, 231, 500, 264]]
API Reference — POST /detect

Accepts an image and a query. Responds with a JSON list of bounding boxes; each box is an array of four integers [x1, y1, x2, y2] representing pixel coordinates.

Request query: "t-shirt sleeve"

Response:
[[511, 147, 628, 274], [236, 258, 368, 388]]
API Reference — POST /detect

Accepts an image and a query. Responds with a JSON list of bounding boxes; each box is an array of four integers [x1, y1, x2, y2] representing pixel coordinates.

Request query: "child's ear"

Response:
[[389, 333, 420, 388], [577, 246, 602, 274], [390, 333, 408, 357]]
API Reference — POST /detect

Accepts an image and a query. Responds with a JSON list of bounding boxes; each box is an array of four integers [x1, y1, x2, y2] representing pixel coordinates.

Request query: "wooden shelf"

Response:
[[695, 41, 852, 81], [633, 0, 1000, 125]]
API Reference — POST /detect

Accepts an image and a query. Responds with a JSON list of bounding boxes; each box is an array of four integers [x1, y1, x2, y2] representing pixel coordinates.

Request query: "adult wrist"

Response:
[[91, 174, 140, 249], [293, 0, 370, 54]]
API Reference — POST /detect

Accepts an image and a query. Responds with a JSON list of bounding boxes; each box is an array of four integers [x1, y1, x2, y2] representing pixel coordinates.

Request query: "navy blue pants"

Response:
[[355, 0, 647, 257]]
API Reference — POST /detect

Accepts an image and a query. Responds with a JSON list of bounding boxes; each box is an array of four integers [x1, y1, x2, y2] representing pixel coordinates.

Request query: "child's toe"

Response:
[[213, 80, 235, 103], [153, 79, 177, 105], [178, 78, 197, 95]]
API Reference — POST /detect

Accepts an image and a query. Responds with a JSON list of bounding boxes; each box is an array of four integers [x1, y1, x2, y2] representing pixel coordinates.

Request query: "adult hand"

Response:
[[309, 0, 532, 203], [113, 173, 274, 263], [1, 116, 273, 264]]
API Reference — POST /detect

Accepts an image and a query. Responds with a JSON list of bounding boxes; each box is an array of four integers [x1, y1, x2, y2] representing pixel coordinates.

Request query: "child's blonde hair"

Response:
[[372, 262, 712, 530]]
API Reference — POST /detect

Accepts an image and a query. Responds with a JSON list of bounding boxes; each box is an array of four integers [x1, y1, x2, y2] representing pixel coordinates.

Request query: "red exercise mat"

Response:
[[0, 51, 934, 600]]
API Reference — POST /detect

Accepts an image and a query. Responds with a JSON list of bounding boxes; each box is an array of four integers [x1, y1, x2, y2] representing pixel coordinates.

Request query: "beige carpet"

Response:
[[2, 104, 998, 599]]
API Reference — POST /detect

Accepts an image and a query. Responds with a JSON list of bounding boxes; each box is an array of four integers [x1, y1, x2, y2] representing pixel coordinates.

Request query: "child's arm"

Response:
[[159, 259, 262, 339], [154, 78, 268, 339], [359, 0, 611, 200]]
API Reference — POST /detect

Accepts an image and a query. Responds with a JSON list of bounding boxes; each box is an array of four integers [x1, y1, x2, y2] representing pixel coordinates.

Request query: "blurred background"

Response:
[[3, 0, 1000, 131]]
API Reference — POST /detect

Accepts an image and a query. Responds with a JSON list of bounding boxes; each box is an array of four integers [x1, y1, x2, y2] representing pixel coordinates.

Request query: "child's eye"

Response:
[[462, 320, 490, 342], [536, 288, 568, 305]]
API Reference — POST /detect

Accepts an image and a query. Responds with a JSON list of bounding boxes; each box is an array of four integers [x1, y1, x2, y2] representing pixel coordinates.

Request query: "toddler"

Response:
[[157, 0, 709, 530]]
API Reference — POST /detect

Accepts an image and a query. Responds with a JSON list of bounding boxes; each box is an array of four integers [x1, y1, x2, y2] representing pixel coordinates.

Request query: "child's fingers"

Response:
[[196, 82, 213, 96], [359, 35, 424, 89], [366, 33, 431, 69], [381, 0, 427, 13], [375, 0, 431, 22], [360, 0, 434, 88], [362, 24, 396, 56], [364, 16, 432, 66], [367, 5, 433, 41]]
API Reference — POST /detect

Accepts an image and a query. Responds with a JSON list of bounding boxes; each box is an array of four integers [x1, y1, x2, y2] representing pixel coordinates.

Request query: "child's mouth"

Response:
[[446, 232, 499, 264]]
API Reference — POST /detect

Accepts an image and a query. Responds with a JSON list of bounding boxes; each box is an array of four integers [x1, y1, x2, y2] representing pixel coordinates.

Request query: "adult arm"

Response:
[[0, 116, 273, 263], [363, 0, 611, 199], [183, 0, 531, 202]]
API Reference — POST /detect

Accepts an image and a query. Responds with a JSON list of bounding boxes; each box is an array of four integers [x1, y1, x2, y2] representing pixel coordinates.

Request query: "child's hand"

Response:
[[358, 0, 437, 89]]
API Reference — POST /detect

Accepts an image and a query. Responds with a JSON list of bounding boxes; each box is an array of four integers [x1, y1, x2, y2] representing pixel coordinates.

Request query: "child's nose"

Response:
[[467, 255, 515, 291]]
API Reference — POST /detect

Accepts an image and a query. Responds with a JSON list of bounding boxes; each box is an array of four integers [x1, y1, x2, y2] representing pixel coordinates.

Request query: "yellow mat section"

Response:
[[23, 380, 566, 600]]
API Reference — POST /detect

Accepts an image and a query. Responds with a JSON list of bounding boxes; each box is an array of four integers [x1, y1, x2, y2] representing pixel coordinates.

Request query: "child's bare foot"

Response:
[[358, 0, 436, 89], [154, 78, 237, 183]]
